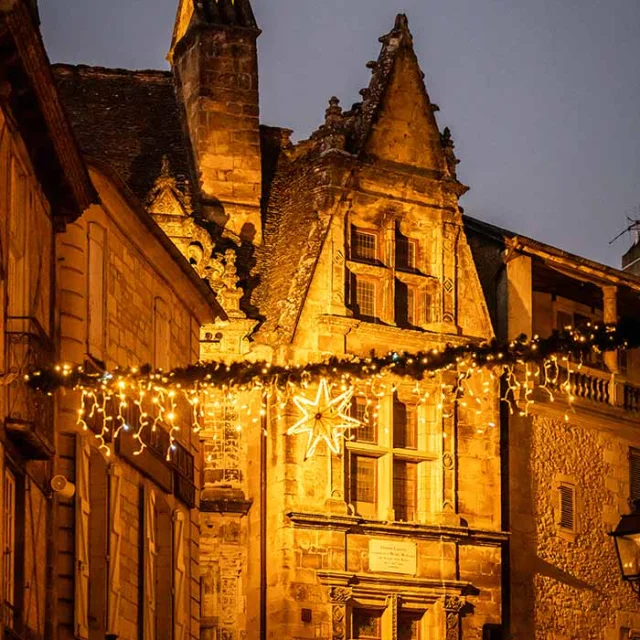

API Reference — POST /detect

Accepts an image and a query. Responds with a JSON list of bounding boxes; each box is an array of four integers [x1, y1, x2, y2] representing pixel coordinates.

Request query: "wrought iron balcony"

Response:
[[5, 317, 55, 460]]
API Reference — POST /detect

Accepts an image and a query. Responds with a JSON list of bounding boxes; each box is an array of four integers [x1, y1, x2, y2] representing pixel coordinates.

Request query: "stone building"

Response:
[[0, 2, 95, 638], [50, 2, 507, 638], [2, 0, 640, 639], [466, 217, 640, 639]]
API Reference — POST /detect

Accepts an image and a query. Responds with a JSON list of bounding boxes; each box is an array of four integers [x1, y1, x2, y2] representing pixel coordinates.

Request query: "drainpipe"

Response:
[[260, 392, 267, 640]]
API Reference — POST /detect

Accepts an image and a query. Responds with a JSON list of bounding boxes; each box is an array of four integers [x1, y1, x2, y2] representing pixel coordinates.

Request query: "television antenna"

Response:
[[610, 212, 640, 246]]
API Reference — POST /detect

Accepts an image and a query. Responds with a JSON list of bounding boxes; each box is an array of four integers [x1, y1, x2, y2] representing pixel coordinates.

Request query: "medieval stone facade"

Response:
[[2, 0, 640, 639]]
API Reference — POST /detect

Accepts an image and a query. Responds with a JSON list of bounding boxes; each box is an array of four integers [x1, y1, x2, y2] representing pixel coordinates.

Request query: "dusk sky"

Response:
[[39, 0, 640, 268]]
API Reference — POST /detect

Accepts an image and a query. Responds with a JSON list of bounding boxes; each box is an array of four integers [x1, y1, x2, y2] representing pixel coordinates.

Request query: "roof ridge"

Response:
[[52, 62, 172, 78]]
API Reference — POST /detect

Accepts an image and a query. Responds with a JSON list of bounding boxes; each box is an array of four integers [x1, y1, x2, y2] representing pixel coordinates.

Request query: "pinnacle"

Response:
[[379, 12, 413, 46]]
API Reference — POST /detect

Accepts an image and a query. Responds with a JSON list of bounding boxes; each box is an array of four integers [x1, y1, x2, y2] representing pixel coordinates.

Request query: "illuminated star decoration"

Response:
[[287, 379, 361, 459]]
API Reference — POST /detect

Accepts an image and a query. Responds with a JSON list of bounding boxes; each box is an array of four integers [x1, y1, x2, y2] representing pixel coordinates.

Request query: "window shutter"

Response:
[[154, 298, 171, 371], [558, 483, 575, 531], [173, 510, 187, 640], [88, 223, 106, 359], [107, 464, 122, 637], [75, 436, 91, 640], [143, 485, 157, 640], [630, 448, 640, 504]]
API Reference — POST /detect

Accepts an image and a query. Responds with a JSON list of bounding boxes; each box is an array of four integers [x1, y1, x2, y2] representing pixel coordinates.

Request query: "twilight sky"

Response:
[[39, 0, 640, 268]]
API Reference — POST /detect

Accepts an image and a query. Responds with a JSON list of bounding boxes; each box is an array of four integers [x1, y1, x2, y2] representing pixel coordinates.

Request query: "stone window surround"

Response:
[[320, 571, 470, 640], [345, 390, 440, 524], [346, 213, 442, 328], [346, 259, 440, 329]]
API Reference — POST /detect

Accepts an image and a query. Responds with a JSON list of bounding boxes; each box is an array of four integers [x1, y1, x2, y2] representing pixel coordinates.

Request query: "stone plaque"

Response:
[[368, 539, 417, 575]]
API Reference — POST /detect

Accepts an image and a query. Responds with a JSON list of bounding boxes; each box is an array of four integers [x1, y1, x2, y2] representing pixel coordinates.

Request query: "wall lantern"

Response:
[[610, 500, 640, 593]]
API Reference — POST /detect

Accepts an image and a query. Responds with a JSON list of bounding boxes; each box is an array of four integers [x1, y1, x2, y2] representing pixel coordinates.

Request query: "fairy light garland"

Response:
[[23, 320, 640, 460]]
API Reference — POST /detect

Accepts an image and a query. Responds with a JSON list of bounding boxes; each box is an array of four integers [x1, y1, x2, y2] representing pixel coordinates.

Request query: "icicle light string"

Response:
[[26, 320, 636, 395], [23, 320, 640, 459]]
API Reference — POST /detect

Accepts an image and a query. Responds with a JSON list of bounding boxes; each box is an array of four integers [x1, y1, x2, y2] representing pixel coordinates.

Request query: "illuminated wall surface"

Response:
[[1, 1, 640, 639]]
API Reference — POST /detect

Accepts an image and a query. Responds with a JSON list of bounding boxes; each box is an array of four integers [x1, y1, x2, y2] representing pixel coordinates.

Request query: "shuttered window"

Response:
[[143, 486, 157, 640], [107, 465, 122, 637], [75, 436, 91, 640], [154, 298, 171, 371], [630, 448, 640, 505], [173, 511, 187, 640], [558, 483, 576, 532], [2, 468, 16, 630], [87, 223, 106, 360], [88, 451, 108, 639]]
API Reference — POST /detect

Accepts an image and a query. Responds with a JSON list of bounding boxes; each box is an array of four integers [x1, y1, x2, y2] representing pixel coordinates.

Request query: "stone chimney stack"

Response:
[[169, 0, 262, 244], [622, 230, 640, 276]]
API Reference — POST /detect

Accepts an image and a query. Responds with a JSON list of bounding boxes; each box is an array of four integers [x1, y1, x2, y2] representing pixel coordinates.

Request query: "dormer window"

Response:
[[352, 228, 378, 262]]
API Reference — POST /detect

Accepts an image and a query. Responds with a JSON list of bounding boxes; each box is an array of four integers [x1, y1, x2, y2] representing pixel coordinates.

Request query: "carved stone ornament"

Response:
[[329, 586, 352, 603], [443, 595, 465, 640], [146, 155, 193, 216], [332, 604, 346, 640]]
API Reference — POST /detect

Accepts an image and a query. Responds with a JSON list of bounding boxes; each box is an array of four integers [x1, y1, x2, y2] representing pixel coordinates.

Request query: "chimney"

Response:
[[170, 0, 262, 244]]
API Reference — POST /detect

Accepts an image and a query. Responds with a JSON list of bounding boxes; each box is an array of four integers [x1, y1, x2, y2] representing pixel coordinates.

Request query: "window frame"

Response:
[[351, 227, 380, 264], [354, 277, 378, 320], [346, 390, 440, 523]]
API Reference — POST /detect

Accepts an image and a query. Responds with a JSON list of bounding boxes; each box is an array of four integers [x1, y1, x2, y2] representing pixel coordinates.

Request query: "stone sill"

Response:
[[287, 511, 509, 545]]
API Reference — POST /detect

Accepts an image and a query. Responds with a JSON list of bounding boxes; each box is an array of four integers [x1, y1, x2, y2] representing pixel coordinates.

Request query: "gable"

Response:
[[364, 47, 446, 173]]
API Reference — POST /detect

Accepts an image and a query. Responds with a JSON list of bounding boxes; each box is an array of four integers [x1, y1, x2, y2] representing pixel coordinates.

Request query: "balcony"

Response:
[[5, 317, 55, 460], [537, 362, 640, 420]]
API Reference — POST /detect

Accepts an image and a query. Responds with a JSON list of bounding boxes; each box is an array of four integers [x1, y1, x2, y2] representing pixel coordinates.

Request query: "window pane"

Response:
[[393, 399, 417, 449], [407, 288, 416, 326], [393, 460, 417, 522], [351, 456, 376, 504], [424, 291, 434, 324], [356, 279, 376, 318], [395, 227, 417, 270], [353, 609, 381, 639], [399, 612, 422, 640], [353, 230, 377, 261], [351, 397, 376, 443]]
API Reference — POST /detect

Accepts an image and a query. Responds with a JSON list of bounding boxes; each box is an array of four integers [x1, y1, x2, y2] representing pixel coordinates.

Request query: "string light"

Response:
[[21, 320, 639, 458]]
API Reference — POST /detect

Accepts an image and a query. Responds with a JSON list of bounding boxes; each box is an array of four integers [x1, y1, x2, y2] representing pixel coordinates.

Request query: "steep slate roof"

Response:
[[52, 64, 196, 210]]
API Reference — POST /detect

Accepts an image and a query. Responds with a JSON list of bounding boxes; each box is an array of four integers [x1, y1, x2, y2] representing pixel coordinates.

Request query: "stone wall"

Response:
[[510, 411, 640, 639], [54, 166, 211, 640]]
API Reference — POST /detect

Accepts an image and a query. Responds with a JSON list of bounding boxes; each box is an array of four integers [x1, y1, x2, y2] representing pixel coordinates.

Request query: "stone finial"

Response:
[[325, 96, 343, 127], [310, 96, 347, 152], [379, 12, 413, 46], [146, 154, 193, 216], [441, 127, 460, 178], [205, 249, 245, 318]]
